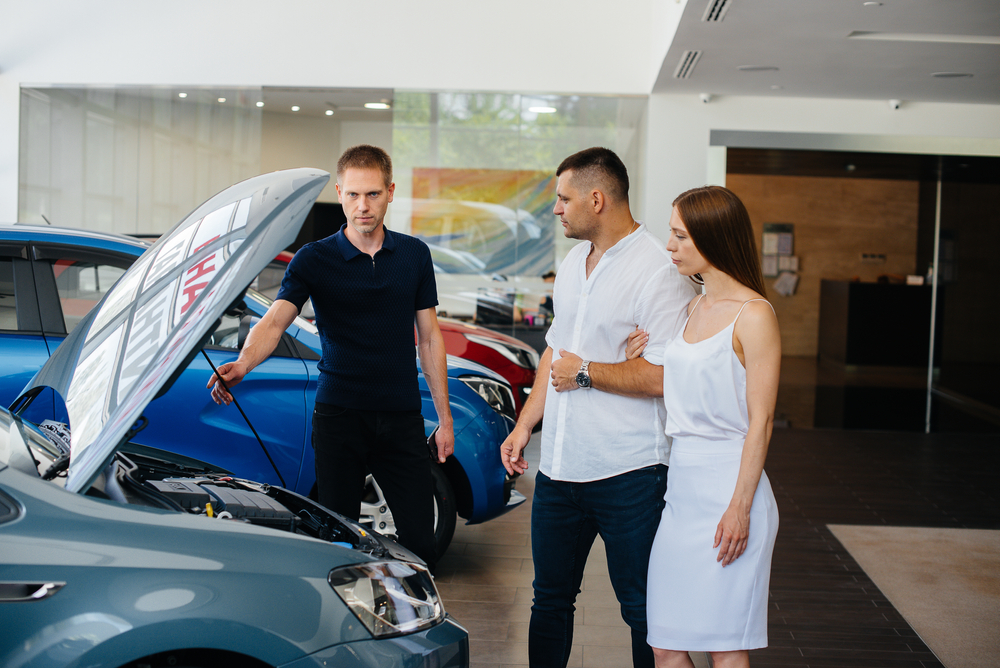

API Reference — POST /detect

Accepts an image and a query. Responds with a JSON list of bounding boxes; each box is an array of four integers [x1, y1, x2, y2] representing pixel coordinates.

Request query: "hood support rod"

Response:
[[201, 350, 287, 488]]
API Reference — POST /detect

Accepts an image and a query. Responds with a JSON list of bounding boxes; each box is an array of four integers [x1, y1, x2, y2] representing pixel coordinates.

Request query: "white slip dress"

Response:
[[646, 297, 779, 652]]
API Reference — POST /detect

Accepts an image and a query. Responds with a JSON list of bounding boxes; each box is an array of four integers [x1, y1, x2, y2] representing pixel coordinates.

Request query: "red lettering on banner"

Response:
[[193, 235, 220, 253], [180, 251, 218, 314]]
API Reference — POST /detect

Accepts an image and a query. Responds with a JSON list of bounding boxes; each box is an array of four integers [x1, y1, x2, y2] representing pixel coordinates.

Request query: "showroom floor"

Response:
[[433, 427, 1000, 668]]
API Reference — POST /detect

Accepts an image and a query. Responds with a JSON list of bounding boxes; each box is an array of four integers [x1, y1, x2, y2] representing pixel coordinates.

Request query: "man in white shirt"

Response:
[[501, 147, 695, 668]]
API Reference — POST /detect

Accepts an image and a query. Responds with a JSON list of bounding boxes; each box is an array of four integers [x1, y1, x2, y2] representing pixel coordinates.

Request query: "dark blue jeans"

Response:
[[530, 465, 667, 668]]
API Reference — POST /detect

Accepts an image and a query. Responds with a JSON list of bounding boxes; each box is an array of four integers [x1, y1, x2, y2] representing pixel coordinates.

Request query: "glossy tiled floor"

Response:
[[434, 427, 1000, 667]]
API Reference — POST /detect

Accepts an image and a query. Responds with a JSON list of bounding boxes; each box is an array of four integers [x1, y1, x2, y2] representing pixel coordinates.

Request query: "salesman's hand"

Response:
[[207, 360, 249, 405], [500, 425, 531, 476], [434, 423, 455, 463], [550, 349, 582, 392]]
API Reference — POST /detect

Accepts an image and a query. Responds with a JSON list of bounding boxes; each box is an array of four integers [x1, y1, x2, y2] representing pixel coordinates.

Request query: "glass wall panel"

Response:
[[392, 91, 646, 338], [929, 156, 1000, 431], [19, 87, 262, 235], [18, 85, 647, 347]]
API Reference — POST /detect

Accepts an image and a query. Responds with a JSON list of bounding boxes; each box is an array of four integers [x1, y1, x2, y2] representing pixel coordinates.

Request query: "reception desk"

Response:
[[818, 280, 942, 367]]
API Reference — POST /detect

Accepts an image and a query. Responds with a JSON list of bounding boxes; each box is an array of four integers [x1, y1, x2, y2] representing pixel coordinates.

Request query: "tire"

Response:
[[429, 463, 457, 559], [359, 464, 458, 561]]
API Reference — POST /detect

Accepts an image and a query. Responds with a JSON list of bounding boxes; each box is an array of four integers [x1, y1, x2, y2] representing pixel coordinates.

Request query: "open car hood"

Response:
[[18, 168, 329, 493]]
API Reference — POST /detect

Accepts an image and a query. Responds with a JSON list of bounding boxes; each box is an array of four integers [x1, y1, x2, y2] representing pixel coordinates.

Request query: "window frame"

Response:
[[30, 243, 136, 336]]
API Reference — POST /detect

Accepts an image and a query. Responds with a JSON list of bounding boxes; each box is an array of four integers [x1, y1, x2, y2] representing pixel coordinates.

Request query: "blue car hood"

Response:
[[18, 168, 329, 494]]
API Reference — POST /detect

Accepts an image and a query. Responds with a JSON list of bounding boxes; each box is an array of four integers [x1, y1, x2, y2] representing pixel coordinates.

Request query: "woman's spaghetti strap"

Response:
[[689, 293, 706, 315], [733, 298, 775, 325]]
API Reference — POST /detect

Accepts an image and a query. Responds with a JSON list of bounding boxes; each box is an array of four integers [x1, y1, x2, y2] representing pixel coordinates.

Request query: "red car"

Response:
[[436, 318, 539, 417]]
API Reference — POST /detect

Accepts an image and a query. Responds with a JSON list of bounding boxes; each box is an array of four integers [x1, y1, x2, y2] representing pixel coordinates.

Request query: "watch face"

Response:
[[576, 372, 591, 388]]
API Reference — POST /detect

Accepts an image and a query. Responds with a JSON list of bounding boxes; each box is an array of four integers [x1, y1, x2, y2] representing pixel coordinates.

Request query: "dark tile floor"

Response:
[[754, 428, 1000, 667]]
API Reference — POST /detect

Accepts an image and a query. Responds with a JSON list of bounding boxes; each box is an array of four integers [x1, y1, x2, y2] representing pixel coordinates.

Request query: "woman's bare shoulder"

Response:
[[736, 297, 780, 342]]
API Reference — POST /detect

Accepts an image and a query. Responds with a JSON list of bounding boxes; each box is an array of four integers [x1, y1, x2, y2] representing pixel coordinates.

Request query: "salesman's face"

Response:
[[336, 168, 395, 236]]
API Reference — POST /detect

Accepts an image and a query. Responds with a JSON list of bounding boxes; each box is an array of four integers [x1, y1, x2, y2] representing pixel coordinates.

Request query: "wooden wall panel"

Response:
[[726, 174, 920, 357]]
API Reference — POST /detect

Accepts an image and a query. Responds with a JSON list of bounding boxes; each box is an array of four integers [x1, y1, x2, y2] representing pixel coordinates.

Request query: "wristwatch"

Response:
[[575, 360, 592, 388]]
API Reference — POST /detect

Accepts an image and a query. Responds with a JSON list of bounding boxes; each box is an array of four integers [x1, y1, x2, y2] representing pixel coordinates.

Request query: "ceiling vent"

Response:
[[674, 50, 703, 79], [702, 0, 732, 22]]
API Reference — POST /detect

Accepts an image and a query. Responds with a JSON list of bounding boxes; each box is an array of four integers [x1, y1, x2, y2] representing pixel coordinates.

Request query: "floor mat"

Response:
[[828, 524, 1000, 668]]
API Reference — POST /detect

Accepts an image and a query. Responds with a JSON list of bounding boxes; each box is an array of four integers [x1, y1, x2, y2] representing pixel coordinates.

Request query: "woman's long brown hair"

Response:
[[673, 186, 767, 296]]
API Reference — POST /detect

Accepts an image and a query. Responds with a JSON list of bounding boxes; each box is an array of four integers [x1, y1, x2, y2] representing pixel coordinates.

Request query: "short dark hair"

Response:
[[672, 186, 766, 296], [556, 147, 629, 204], [337, 144, 393, 188]]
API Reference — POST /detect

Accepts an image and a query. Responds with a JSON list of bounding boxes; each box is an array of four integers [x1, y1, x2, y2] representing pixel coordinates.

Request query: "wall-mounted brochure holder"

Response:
[[763, 223, 798, 294]]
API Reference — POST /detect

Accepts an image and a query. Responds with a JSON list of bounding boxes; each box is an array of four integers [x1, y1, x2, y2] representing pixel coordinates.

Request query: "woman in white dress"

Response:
[[627, 186, 781, 668]]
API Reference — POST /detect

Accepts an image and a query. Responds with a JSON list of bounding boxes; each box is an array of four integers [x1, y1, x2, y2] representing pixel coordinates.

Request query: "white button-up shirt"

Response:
[[541, 223, 697, 482]]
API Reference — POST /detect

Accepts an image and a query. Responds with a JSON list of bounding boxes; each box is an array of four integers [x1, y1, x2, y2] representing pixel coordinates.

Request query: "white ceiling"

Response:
[[653, 0, 1000, 105]]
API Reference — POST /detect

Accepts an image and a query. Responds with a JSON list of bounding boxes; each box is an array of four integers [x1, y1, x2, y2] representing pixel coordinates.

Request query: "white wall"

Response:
[[0, 76, 19, 221], [641, 94, 1000, 240], [0, 1, 654, 92]]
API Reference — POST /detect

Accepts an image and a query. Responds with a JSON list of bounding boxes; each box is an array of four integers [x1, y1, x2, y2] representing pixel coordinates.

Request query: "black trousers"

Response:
[[312, 402, 436, 570]]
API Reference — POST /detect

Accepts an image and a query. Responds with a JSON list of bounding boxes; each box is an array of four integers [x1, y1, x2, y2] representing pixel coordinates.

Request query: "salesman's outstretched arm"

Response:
[[207, 298, 299, 405]]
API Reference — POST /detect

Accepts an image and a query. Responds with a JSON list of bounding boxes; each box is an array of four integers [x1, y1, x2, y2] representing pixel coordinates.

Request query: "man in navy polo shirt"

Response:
[[208, 144, 454, 569]]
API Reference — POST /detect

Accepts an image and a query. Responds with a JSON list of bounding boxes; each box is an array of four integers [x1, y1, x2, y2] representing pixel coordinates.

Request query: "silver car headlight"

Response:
[[463, 333, 539, 369], [328, 561, 444, 638], [459, 376, 516, 422]]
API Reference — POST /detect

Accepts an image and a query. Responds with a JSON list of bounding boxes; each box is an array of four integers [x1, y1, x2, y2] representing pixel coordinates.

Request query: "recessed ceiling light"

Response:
[[178, 92, 188, 98], [738, 65, 779, 72], [256, 101, 264, 108], [291, 105, 300, 112], [217, 97, 226, 103], [528, 106, 557, 113], [863, 2, 882, 6], [325, 109, 334, 116], [364, 102, 391, 110], [770, 85, 783, 90], [931, 72, 974, 78]]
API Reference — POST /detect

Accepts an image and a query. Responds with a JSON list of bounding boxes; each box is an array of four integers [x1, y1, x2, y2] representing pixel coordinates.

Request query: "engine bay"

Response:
[[103, 448, 413, 561], [145, 478, 298, 528]]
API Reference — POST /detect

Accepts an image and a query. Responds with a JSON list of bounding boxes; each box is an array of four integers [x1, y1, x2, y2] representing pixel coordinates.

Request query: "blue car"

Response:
[[0, 169, 469, 667], [0, 210, 523, 561]]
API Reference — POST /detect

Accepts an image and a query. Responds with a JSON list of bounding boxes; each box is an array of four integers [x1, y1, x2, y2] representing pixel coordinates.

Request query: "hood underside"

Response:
[[18, 168, 329, 493]]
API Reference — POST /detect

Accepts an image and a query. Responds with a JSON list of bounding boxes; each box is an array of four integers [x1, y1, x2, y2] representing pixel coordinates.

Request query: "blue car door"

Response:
[[23, 244, 136, 423], [25, 242, 313, 494], [138, 307, 313, 494]]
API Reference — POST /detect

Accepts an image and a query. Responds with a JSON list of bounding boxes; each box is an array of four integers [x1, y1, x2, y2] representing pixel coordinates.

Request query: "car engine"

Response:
[[107, 447, 415, 562]]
